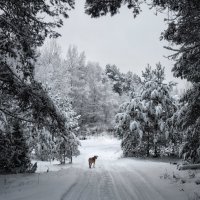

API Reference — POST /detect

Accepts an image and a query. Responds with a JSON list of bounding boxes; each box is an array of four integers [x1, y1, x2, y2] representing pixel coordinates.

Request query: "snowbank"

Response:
[[31, 160, 71, 173]]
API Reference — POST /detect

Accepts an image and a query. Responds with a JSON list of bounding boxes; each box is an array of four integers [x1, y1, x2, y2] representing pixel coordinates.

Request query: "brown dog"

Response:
[[88, 156, 98, 168]]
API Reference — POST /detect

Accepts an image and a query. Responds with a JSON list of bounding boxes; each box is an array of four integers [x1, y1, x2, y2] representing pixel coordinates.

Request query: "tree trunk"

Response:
[[70, 155, 72, 164], [70, 149, 72, 164], [63, 145, 66, 164], [146, 132, 150, 157], [154, 144, 158, 157]]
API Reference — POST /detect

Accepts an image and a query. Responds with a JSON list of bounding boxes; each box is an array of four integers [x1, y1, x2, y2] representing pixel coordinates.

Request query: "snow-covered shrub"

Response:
[[160, 143, 179, 157]]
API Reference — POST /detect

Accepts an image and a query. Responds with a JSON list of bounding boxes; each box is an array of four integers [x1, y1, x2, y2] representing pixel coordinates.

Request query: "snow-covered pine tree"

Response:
[[0, 120, 32, 174], [141, 64, 176, 157], [34, 128, 56, 161], [0, 0, 77, 135], [161, 1, 200, 162], [49, 92, 80, 164], [116, 95, 145, 157], [164, 95, 183, 157], [173, 86, 200, 163], [116, 64, 176, 157]]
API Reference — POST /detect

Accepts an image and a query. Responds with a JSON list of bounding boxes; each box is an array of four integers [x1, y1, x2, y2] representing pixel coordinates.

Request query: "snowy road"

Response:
[[0, 136, 188, 200]]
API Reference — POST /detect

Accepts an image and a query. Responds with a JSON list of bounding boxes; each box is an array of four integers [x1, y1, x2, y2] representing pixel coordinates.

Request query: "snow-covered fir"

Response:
[[116, 64, 177, 157]]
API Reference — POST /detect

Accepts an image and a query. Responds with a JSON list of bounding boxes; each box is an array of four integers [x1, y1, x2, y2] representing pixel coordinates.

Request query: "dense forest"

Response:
[[0, 0, 200, 174]]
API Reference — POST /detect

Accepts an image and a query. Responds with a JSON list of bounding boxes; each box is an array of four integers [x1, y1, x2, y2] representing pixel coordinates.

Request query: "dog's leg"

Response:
[[93, 160, 95, 168]]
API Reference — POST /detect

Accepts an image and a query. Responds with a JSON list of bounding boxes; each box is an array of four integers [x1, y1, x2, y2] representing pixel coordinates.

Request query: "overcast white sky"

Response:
[[55, 2, 187, 89]]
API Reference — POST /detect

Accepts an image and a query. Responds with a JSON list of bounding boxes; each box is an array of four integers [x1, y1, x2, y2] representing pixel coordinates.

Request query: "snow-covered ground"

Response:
[[0, 135, 199, 200], [31, 160, 71, 173]]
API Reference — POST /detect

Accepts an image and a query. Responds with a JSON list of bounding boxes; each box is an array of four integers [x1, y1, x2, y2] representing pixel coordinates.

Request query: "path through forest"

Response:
[[0, 136, 189, 200]]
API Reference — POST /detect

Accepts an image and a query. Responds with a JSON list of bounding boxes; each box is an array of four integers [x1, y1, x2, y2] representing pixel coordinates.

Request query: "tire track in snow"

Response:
[[129, 168, 166, 200], [98, 170, 116, 200], [108, 164, 168, 200], [60, 182, 77, 200], [106, 165, 141, 200], [75, 170, 97, 200], [60, 169, 100, 200]]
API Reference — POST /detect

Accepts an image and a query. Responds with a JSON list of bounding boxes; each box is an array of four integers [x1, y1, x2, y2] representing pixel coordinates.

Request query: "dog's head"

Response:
[[94, 155, 98, 159]]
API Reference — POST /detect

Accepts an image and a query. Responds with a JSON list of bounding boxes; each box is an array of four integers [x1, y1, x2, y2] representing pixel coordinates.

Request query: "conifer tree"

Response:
[[50, 92, 80, 164], [0, 120, 32, 173], [116, 64, 176, 157]]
